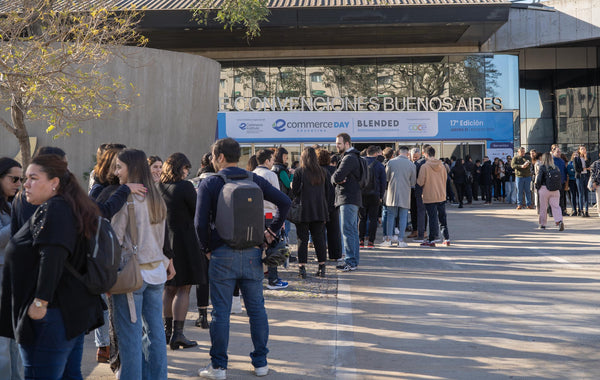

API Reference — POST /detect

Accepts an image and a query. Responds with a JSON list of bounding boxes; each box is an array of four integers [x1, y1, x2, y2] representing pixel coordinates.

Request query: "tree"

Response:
[[193, 0, 270, 39], [0, 0, 147, 166]]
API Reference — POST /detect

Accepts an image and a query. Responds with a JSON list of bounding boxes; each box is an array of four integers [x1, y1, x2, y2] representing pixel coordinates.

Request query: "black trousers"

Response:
[[296, 221, 327, 263], [359, 194, 380, 243], [455, 182, 466, 205], [410, 188, 418, 231], [482, 184, 492, 203], [325, 207, 342, 260], [472, 180, 480, 200]]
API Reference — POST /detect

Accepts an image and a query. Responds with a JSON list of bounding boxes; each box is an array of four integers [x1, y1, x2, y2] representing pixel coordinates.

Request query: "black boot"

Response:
[[298, 266, 307, 279], [315, 264, 326, 277], [195, 308, 209, 329], [170, 320, 198, 350], [163, 317, 173, 345]]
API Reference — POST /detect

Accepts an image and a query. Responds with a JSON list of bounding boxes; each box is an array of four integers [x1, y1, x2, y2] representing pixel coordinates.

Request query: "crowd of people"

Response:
[[0, 136, 598, 380]]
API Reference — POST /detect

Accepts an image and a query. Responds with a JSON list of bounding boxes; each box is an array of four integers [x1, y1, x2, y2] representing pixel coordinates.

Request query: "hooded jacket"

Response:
[[417, 158, 447, 204], [331, 147, 362, 207]]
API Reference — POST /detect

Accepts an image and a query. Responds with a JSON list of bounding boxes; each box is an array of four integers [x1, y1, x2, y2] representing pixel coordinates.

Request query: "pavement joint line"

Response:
[[527, 247, 583, 268], [334, 272, 357, 380]]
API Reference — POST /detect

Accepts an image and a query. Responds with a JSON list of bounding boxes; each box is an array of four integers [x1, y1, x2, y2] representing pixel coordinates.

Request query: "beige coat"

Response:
[[417, 158, 447, 204]]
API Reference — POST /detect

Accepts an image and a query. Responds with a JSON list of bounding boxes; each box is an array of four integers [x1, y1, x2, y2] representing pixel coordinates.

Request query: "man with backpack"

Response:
[[358, 145, 386, 249], [195, 138, 291, 379], [332, 133, 362, 272]]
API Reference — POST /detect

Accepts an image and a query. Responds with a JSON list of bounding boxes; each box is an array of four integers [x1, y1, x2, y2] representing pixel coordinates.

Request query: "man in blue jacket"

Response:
[[195, 138, 290, 379], [332, 133, 362, 272]]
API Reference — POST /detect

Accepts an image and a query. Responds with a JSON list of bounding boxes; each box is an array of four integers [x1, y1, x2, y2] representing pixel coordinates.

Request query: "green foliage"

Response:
[[192, 0, 270, 39]]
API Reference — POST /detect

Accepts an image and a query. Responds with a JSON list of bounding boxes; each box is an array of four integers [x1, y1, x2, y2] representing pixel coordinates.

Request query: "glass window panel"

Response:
[[269, 64, 306, 98], [589, 86, 598, 117], [413, 57, 449, 98], [449, 55, 486, 99], [377, 60, 412, 98], [556, 118, 587, 144], [338, 59, 377, 98], [485, 55, 520, 110]]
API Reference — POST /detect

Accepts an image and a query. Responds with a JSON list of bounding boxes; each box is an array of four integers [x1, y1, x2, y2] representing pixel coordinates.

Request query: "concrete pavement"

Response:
[[83, 201, 600, 379]]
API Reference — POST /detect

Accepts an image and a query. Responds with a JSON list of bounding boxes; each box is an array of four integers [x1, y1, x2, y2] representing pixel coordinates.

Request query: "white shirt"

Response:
[[253, 166, 280, 217]]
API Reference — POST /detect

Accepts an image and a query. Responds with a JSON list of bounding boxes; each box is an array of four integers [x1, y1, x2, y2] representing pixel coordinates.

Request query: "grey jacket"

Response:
[[385, 156, 416, 209]]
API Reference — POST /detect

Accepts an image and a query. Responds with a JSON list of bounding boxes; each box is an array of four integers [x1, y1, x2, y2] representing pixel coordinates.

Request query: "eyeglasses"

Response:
[[7, 176, 24, 184]]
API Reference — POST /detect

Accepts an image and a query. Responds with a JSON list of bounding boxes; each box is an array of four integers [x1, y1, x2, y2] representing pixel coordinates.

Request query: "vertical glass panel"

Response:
[[449, 55, 485, 99], [486, 55, 520, 110], [305, 59, 342, 98], [220, 62, 236, 101], [412, 57, 449, 98], [377, 57, 413, 98], [269, 62, 306, 98], [338, 59, 377, 98], [589, 85, 598, 117]]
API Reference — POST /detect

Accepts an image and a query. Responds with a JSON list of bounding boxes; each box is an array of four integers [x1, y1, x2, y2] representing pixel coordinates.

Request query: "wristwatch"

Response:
[[33, 299, 47, 308]]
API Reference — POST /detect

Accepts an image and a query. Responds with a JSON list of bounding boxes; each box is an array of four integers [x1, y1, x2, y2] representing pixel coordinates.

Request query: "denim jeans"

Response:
[[339, 204, 360, 267], [424, 202, 449, 242], [113, 282, 167, 380], [94, 293, 110, 347], [209, 245, 268, 369], [0, 336, 23, 380], [19, 308, 84, 380], [515, 176, 532, 206], [382, 205, 390, 237], [577, 173, 590, 212], [385, 206, 408, 242], [504, 181, 515, 203]]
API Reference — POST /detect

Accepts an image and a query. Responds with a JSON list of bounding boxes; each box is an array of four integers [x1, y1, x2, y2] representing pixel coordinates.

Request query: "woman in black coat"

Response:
[[158, 153, 207, 350], [450, 159, 467, 208], [318, 149, 342, 260], [291, 147, 329, 279]]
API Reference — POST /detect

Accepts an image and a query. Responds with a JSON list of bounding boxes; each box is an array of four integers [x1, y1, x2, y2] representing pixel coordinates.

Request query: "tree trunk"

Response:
[[11, 100, 31, 167]]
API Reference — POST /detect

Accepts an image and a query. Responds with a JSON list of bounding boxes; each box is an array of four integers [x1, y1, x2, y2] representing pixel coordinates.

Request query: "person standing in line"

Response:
[[195, 138, 290, 379], [111, 149, 175, 379], [574, 145, 591, 217], [0, 157, 24, 380], [254, 149, 289, 290], [535, 153, 565, 230], [271, 148, 293, 242], [550, 145, 568, 216], [291, 147, 329, 278], [358, 145, 386, 249], [480, 156, 493, 205], [450, 158, 467, 208], [463, 155, 474, 205], [159, 153, 206, 350], [0, 154, 105, 379], [511, 147, 533, 209], [381, 146, 416, 248], [408, 147, 421, 239], [148, 156, 163, 184], [412, 146, 429, 243], [417, 146, 450, 247], [317, 149, 342, 261], [566, 152, 579, 216], [332, 133, 362, 272], [589, 151, 600, 216], [474, 159, 482, 202], [504, 155, 516, 204]]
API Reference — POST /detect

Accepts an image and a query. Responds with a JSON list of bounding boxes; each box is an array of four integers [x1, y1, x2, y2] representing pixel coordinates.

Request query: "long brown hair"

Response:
[[117, 149, 166, 224], [93, 148, 122, 185], [31, 154, 100, 239], [300, 147, 325, 185], [160, 153, 191, 183]]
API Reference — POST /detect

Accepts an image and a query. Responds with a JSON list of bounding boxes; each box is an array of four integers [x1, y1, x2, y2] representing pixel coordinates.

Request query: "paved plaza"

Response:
[[83, 201, 600, 379]]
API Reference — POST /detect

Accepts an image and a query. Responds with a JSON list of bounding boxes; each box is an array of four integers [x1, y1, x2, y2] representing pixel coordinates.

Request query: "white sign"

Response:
[[221, 111, 438, 141]]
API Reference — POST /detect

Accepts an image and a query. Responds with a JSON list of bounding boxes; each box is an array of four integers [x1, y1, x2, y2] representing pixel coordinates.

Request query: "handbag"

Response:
[[109, 196, 143, 295], [286, 175, 303, 224]]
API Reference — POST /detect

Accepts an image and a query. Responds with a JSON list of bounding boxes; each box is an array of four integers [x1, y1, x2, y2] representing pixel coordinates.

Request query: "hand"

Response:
[[27, 299, 48, 320], [166, 259, 176, 280], [126, 183, 147, 196], [264, 229, 275, 244]]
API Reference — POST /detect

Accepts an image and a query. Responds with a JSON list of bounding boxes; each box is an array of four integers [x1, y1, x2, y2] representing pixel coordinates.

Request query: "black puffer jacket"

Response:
[[331, 148, 362, 208]]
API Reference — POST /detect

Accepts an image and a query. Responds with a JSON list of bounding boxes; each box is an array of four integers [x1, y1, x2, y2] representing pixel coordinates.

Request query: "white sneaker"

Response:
[[199, 363, 226, 380], [394, 227, 400, 236], [391, 235, 399, 244], [380, 240, 393, 247], [254, 365, 269, 377], [397, 241, 408, 248], [231, 296, 243, 314]]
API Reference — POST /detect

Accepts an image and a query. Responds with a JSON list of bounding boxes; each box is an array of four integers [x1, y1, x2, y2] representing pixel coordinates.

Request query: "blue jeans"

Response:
[[113, 282, 167, 380], [516, 176, 532, 206], [339, 204, 360, 267], [381, 205, 389, 237], [504, 181, 515, 203], [209, 246, 268, 370], [577, 173, 590, 212], [94, 293, 110, 347], [386, 206, 408, 242], [19, 308, 84, 380], [424, 202, 449, 242]]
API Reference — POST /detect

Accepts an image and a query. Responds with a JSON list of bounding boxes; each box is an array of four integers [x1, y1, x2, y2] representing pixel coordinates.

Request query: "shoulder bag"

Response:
[[287, 173, 303, 224]]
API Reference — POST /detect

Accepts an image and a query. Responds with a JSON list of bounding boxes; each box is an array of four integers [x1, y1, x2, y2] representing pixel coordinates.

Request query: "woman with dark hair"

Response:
[[317, 149, 341, 261], [450, 158, 467, 208], [246, 155, 258, 171], [148, 156, 163, 184], [159, 153, 206, 349], [111, 149, 174, 379], [0, 157, 24, 380], [0, 154, 105, 379], [567, 152, 579, 216], [272, 148, 293, 241], [291, 147, 329, 278]]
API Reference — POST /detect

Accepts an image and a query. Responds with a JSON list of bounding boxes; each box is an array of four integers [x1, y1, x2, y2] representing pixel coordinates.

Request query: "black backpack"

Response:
[[361, 159, 378, 195], [357, 156, 372, 192], [65, 216, 122, 295], [545, 166, 562, 191], [215, 171, 265, 249]]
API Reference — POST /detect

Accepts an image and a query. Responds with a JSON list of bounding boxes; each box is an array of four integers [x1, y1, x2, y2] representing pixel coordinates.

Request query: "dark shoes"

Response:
[[195, 309, 209, 329], [298, 265, 307, 279], [170, 320, 198, 350], [164, 317, 173, 344], [315, 264, 326, 277]]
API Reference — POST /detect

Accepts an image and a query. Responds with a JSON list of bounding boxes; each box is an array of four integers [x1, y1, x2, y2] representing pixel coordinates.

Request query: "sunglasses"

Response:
[[7, 176, 25, 184]]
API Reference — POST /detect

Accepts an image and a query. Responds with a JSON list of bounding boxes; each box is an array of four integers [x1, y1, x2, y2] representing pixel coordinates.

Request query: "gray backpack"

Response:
[[215, 171, 265, 249]]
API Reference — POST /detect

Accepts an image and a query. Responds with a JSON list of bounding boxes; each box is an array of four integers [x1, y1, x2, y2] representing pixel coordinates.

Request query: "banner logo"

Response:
[[273, 119, 286, 132], [408, 124, 427, 133], [238, 122, 247, 131]]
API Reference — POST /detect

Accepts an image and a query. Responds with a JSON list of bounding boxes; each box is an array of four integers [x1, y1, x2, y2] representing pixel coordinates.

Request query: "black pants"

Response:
[[296, 221, 327, 263], [465, 180, 473, 203], [325, 207, 342, 260], [559, 186, 567, 213], [455, 182, 466, 205], [482, 184, 492, 203], [410, 188, 418, 231], [358, 194, 380, 243], [472, 180, 480, 200]]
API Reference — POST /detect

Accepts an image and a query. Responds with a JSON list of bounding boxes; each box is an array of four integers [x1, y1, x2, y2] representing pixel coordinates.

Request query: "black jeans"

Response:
[[325, 207, 342, 260], [482, 184, 492, 203], [454, 182, 466, 205], [568, 179, 579, 211], [425, 202, 449, 242], [296, 221, 327, 263], [358, 194, 380, 243]]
